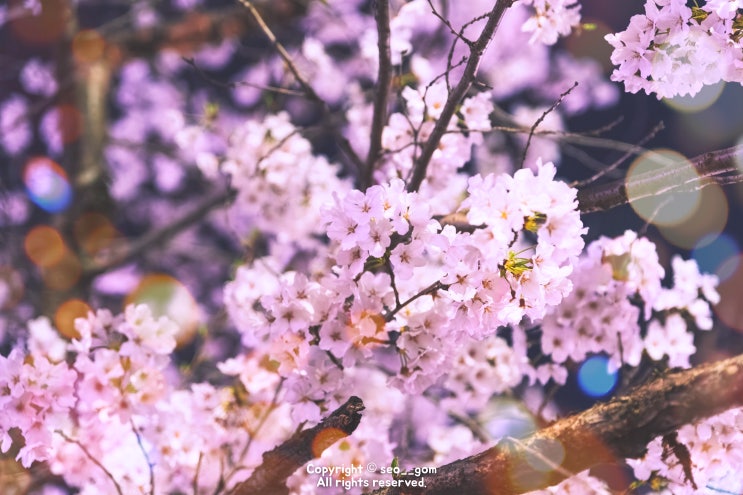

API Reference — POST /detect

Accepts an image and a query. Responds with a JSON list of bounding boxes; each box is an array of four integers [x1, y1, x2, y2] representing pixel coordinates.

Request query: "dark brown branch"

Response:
[[371, 353, 743, 495], [229, 396, 365, 495], [577, 144, 743, 213], [406, 0, 516, 193], [363, 0, 392, 190], [82, 188, 236, 277]]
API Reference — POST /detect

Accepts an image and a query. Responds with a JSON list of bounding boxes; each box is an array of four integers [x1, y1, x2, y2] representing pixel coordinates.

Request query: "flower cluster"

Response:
[[605, 0, 743, 98], [0, 348, 77, 467], [540, 231, 718, 370], [2, 1, 739, 494], [519, 0, 582, 45], [1, 305, 297, 494], [628, 407, 743, 494], [225, 159, 584, 408]]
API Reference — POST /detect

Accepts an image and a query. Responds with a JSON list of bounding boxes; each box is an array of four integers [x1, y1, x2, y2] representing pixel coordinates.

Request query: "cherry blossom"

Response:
[[1, 1, 740, 494]]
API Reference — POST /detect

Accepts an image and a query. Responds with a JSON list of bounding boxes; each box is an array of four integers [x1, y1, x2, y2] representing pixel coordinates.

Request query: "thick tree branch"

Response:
[[406, 0, 516, 193], [371, 353, 743, 495], [229, 396, 365, 495], [577, 144, 743, 213], [364, 0, 392, 190]]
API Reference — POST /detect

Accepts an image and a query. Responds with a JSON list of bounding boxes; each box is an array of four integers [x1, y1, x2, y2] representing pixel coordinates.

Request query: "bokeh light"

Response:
[[24, 225, 66, 268], [41, 251, 82, 291], [484, 398, 536, 439], [657, 182, 728, 249], [626, 149, 700, 227], [693, 233, 740, 282], [673, 85, 743, 151], [578, 355, 618, 398], [54, 299, 91, 340], [23, 157, 72, 213], [125, 274, 200, 346], [664, 81, 725, 113]]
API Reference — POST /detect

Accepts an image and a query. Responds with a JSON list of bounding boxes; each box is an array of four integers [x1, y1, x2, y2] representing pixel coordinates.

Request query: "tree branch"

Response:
[[363, 0, 392, 190], [237, 0, 320, 103], [371, 353, 743, 495], [236, 0, 365, 174], [577, 144, 743, 213], [406, 0, 516, 193], [229, 396, 365, 495], [82, 188, 236, 277]]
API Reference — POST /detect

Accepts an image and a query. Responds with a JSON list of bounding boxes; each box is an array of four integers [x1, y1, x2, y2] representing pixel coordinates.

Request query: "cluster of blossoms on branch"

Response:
[[629, 408, 743, 494], [542, 231, 719, 371], [0, 0, 741, 494], [0, 304, 302, 494], [606, 0, 743, 98]]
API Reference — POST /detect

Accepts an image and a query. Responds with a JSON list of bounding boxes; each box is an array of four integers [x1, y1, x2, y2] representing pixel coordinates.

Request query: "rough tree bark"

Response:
[[367, 353, 743, 495]]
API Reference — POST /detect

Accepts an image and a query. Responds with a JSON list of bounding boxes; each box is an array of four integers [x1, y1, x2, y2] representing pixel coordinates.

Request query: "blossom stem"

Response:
[[55, 430, 125, 495]]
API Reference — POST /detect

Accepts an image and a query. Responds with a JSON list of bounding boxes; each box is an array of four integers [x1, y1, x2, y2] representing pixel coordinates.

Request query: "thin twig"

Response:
[[638, 195, 674, 236], [427, 0, 474, 49], [223, 378, 285, 488], [364, 0, 393, 189], [182, 56, 304, 96], [407, 0, 516, 192], [131, 420, 156, 495], [571, 121, 665, 188], [386, 281, 445, 321], [236, 0, 365, 174], [193, 452, 204, 495], [237, 0, 320, 102], [55, 430, 125, 495], [441, 12, 487, 90], [83, 188, 237, 277], [519, 81, 578, 168], [577, 144, 743, 213], [562, 143, 618, 174], [386, 258, 402, 309]]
